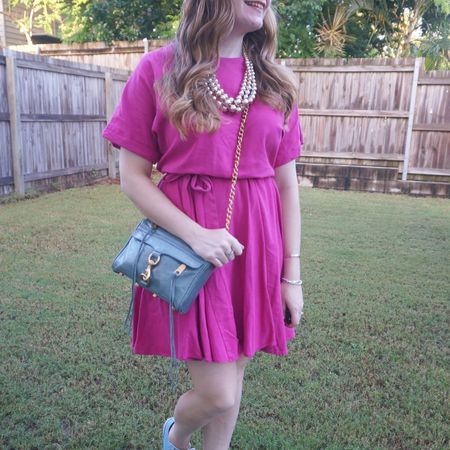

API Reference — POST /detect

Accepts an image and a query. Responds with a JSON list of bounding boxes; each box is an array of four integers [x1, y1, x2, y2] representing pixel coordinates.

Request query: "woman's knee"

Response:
[[186, 359, 240, 413], [205, 355, 251, 411], [198, 388, 236, 413]]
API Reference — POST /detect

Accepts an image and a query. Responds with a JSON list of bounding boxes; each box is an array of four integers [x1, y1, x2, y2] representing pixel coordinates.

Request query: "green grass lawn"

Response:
[[0, 184, 449, 450]]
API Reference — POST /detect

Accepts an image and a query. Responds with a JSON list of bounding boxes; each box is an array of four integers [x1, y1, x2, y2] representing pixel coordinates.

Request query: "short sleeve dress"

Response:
[[102, 44, 304, 363]]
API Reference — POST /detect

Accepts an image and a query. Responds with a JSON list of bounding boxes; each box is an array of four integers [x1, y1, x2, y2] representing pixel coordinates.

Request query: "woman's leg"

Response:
[[167, 354, 251, 450], [201, 354, 252, 450]]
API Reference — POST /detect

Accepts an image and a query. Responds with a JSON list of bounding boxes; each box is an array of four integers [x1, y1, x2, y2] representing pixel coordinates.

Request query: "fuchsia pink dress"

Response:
[[102, 45, 304, 363]]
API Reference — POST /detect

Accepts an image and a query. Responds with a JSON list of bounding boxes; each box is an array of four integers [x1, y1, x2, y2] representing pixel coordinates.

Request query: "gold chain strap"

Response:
[[225, 105, 249, 231]]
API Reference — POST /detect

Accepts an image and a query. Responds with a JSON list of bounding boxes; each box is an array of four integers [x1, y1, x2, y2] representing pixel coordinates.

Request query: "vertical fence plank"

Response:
[[105, 71, 117, 179], [5, 55, 25, 196], [402, 58, 421, 181]]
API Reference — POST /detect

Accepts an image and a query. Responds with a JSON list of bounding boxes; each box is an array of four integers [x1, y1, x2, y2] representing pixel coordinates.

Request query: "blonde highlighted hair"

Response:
[[157, 0, 298, 138]]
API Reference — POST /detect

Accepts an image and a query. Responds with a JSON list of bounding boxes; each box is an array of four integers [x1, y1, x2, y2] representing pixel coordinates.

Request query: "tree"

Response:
[[419, 0, 450, 69], [6, 0, 63, 44], [312, 0, 449, 68], [8, 0, 446, 69], [314, 3, 356, 57], [59, 0, 181, 44], [274, 0, 329, 57], [347, 0, 430, 57]]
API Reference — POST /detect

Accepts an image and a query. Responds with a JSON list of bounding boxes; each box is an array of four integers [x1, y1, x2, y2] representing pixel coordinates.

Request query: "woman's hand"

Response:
[[187, 227, 245, 267], [281, 283, 304, 328]]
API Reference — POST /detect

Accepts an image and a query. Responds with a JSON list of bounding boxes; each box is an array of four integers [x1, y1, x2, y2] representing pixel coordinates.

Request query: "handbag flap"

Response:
[[133, 219, 208, 269]]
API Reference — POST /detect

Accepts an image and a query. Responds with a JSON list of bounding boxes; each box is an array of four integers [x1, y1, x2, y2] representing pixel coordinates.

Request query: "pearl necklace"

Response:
[[206, 51, 257, 113]]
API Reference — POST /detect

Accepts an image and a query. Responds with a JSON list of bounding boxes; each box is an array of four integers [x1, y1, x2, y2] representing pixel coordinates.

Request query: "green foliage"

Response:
[[274, 0, 449, 64], [302, 0, 449, 67], [314, 4, 357, 58], [57, 0, 93, 44], [418, 12, 450, 69], [347, 1, 448, 56], [419, 0, 450, 69], [7, 0, 64, 44], [343, 8, 378, 57], [6, 0, 448, 68], [274, 0, 329, 57], [432, 0, 450, 15], [59, 0, 181, 44]]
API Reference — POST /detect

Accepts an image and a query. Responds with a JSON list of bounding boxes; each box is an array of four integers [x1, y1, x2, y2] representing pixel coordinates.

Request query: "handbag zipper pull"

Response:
[[175, 264, 186, 276]]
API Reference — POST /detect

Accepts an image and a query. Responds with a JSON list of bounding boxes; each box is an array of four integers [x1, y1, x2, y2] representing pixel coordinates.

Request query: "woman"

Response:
[[103, 0, 304, 449]]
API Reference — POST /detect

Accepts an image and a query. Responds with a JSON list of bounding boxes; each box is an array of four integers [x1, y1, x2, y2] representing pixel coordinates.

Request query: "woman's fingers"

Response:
[[210, 245, 243, 267], [288, 308, 301, 327], [213, 230, 244, 264], [231, 239, 245, 256], [223, 240, 244, 260], [289, 303, 304, 328], [192, 227, 245, 267], [212, 257, 225, 267]]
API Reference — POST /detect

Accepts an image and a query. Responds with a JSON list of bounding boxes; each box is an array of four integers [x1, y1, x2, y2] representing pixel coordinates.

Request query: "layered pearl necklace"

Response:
[[206, 50, 257, 113]]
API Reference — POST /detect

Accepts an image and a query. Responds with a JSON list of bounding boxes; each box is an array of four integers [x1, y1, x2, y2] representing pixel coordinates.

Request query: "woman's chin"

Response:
[[248, 21, 264, 32], [236, 20, 264, 35]]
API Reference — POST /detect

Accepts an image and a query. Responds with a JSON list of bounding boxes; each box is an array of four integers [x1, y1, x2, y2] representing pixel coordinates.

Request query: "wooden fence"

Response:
[[9, 39, 166, 71], [1, 45, 449, 198], [284, 57, 450, 180], [10, 40, 450, 178], [0, 48, 129, 196]]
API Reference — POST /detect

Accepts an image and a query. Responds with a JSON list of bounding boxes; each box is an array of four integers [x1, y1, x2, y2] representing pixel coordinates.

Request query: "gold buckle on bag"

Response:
[[140, 252, 161, 284]]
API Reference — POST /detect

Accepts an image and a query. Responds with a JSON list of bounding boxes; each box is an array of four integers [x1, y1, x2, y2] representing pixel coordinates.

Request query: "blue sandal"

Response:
[[162, 417, 195, 450]]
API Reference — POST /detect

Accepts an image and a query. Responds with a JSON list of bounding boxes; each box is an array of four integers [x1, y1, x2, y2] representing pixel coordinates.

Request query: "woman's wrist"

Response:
[[182, 221, 205, 248], [282, 256, 300, 279], [284, 253, 300, 258], [281, 277, 303, 286]]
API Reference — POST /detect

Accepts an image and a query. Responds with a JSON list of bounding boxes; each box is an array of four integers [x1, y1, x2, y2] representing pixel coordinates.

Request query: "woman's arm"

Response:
[[274, 160, 301, 277], [119, 148, 244, 267], [119, 148, 202, 244], [274, 160, 303, 326]]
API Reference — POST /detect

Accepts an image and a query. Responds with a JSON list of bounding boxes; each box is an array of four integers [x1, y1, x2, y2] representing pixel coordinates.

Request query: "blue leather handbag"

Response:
[[111, 105, 249, 390], [112, 218, 214, 347]]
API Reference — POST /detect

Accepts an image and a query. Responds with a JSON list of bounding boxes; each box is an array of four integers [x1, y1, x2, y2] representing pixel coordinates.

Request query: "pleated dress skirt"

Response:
[[131, 172, 296, 362]]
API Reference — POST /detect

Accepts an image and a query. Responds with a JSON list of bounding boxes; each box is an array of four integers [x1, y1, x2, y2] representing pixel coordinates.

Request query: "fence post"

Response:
[[402, 58, 421, 181], [143, 38, 149, 54], [105, 71, 117, 179], [5, 54, 25, 197]]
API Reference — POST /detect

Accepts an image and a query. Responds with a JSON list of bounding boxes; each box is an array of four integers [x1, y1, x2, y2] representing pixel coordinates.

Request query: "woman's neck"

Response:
[[218, 33, 244, 57]]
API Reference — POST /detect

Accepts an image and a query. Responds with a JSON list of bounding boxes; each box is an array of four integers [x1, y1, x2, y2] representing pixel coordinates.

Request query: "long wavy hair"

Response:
[[157, 0, 298, 139]]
